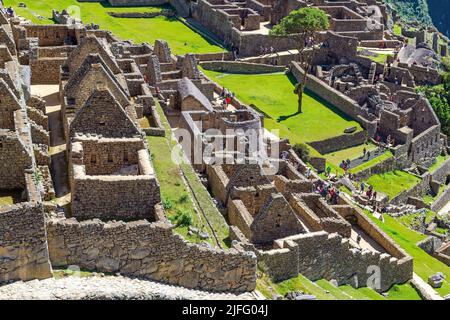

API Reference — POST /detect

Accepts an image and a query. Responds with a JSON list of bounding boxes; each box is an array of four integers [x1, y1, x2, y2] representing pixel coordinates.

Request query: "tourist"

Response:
[[366, 150, 370, 160], [306, 167, 311, 179], [356, 234, 362, 244], [360, 182, 365, 193], [363, 147, 366, 158], [326, 166, 332, 177]]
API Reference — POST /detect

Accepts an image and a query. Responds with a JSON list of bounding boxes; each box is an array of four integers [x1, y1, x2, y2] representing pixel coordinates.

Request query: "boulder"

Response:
[[428, 273, 445, 288]]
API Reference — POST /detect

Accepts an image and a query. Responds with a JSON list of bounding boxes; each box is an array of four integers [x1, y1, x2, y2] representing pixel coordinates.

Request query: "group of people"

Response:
[[359, 182, 377, 202], [339, 159, 352, 172], [2, 7, 14, 17], [259, 45, 275, 56], [220, 87, 234, 107], [316, 180, 340, 205]]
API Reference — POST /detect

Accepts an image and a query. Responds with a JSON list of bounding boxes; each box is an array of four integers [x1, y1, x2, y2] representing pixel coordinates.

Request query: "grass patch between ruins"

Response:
[[147, 100, 229, 248], [5, 0, 223, 54], [256, 270, 419, 300], [0, 190, 22, 207], [365, 210, 450, 296], [365, 170, 421, 200], [428, 154, 450, 172]]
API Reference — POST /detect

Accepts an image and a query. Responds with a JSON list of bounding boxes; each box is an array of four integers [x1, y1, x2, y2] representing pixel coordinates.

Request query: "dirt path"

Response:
[[31, 85, 70, 203]]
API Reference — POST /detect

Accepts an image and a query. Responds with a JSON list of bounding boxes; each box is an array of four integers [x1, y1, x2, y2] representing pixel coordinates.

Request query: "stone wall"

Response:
[[353, 154, 398, 181], [259, 230, 413, 292], [391, 173, 429, 205], [309, 130, 367, 155], [46, 217, 257, 293], [71, 166, 160, 221], [431, 185, 450, 212], [0, 203, 52, 283], [0, 132, 32, 189], [30, 57, 66, 85], [200, 61, 286, 74], [430, 157, 450, 184]]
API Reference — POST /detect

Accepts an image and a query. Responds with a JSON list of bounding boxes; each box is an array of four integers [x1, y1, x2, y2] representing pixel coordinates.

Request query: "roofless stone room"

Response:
[[0, 0, 450, 306]]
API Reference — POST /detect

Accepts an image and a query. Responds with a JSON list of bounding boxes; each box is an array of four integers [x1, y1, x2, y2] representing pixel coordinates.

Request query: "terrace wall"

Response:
[[309, 130, 367, 154], [46, 217, 257, 293], [259, 230, 412, 292], [200, 61, 286, 74], [0, 203, 52, 283]]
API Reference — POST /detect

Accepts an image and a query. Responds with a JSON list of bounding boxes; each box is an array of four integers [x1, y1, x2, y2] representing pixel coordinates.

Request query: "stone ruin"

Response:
[[0, 12, 258, 293], [0, 10, 52, 283], [288, 30, 446, 169], [4, 1, 447, 294]]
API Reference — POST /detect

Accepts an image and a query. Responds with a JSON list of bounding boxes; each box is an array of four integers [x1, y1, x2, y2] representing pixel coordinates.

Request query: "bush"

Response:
[[162, 197, 173, 210], [292, 143, 311, 163], [177, 212, 193, 227], [178, 194, 189, 203]]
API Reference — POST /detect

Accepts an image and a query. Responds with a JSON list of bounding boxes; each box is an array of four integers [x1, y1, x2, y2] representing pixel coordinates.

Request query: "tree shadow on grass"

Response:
[[277, 111, 301, 122]]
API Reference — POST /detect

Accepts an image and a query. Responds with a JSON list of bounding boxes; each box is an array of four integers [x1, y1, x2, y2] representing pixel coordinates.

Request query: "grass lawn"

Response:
[[202, 70, 363, 145], [365, 170, 421, 199], [349, 150, 393, 174], [257, 270, 420, 300], [423, 186, 445, 205], [358, 48, 393, 64], [324, 143, 376, 167], [366, 211, 450, 296], [385, 283, 422, 300], [4, 0, 223, 54], [148, 100, 229, 247], [429, 154, 450, 172], [393, 24, 402, 36], [0, 190, 22, 206]]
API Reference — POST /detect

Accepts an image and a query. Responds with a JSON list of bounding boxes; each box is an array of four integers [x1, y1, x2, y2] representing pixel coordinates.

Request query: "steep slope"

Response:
[[387, 0, 450, 36]]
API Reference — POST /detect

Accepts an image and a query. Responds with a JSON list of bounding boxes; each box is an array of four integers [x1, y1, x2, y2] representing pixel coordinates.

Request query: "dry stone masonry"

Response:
[[2, 0, 449, 298]]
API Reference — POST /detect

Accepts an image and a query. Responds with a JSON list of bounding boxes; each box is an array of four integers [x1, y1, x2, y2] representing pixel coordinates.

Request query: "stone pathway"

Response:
[[348, 148, 386, 169], [411, 273, 444, 300], [0, 275, 259, 300]]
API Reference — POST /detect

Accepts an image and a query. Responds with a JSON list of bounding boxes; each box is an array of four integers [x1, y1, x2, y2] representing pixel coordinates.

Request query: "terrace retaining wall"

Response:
[[46, 218, 257, 293], [200, 61, 286, 74]]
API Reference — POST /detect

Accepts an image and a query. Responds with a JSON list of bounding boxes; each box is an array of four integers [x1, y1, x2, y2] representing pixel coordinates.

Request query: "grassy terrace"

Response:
[[147, 100, 229, 248], [202, 69, 398, 175], [429, 154, 450, 172], [203, 70, 362, 144], [357, 47, 393, 64], [5, 0, 223, 54], [256, 271, 421, 300], [349, 150, 393, 174], [365, 210, 450, 296], [365, 170, 421, 199]]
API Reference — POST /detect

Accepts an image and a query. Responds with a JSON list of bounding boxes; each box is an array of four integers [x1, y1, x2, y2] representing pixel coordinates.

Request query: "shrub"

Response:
[[292, 143, 311, 163], [162, 197, 173, 210], [178, 194, 189, 203], [177, 212, 193, 227]]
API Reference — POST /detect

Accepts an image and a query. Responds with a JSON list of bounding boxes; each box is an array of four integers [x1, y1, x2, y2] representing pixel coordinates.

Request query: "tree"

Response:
[[270, 7, 329, 113], [292, 143, 310, 163]]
